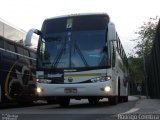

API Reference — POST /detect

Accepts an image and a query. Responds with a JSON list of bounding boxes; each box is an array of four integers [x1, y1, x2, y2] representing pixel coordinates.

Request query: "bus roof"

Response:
[[45, 13, 110, 21]]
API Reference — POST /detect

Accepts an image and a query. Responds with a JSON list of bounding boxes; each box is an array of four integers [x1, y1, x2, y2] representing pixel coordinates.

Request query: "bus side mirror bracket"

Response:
[[108, 22, 117, 42], [25, 28, 41, 46]]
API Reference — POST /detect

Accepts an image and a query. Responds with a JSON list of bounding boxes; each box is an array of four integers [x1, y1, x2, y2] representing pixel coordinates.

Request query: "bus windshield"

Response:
[[38, 15, 110, 69], [38, 30, 109, 69]]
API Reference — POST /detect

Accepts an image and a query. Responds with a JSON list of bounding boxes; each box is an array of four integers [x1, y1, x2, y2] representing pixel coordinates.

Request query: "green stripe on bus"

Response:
[[64, 73, 102, 77]]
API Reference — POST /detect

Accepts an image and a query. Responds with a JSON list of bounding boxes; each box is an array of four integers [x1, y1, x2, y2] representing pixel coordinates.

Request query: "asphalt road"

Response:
[[0, 96, 139, 120]]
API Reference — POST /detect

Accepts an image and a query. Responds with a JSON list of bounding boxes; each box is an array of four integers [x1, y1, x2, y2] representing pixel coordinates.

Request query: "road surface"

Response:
[[0, 96, 139, 120]]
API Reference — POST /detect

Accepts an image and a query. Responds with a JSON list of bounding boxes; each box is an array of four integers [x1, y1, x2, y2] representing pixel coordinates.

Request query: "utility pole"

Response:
[[141, 36, 149, 98]]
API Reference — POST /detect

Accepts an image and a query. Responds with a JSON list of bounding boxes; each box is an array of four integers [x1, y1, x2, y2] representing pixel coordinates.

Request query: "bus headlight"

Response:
[[106, 76, 111, 80], [37, 87, 42, 93], [104, 86, 111, 92], [37, 79, 52, 84], [36, 79, 39, 82], [91, 76, 111, 83]]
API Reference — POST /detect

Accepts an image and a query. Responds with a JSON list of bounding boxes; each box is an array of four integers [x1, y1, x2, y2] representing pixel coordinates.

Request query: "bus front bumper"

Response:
[[36, 82, 113, 97]]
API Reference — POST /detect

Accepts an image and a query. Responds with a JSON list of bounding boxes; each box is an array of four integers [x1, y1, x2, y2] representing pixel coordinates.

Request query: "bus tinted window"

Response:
[[42, 18, 66, 34], [30, 52, 36, 58], [8, 43, 16, 59], [4, 41, 9, 50], [17, 46, 24, 60], [24, 49, 30, 64], [73, 15, 108, 31], [42, 15, 109, 34], [3, 41, 16, 59], [0, 38, 4, 48], [30, 51, 36, 66], [17, 46, 23, 54], [4, 41, 15, 51], [24, 49, 29, 57], [8, 43, 15, 52]]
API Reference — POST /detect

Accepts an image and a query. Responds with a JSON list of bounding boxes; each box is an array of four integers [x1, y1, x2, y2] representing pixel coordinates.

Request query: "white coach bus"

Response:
[[25, 13, 128, 107]]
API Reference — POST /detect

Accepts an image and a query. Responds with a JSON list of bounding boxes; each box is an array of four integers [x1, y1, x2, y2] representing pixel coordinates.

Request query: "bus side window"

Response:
[[4, 41, 10, 57], [8, 43, 16, 60], [23, 49, 30, 64], [17, 46, 24, 60], [0, 38, 4, 48], [30, 52, 36, 67], [112, 42, 116, 67]]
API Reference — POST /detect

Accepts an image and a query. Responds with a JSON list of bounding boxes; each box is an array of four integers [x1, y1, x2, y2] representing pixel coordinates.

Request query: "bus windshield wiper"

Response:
[[51, 38, 66, 68], [74, 42, 89, 67], [50, 37, 89, 68]]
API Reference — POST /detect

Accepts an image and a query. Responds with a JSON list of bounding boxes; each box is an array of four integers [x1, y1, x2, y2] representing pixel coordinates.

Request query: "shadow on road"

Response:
[[59, 101, 110, 109]]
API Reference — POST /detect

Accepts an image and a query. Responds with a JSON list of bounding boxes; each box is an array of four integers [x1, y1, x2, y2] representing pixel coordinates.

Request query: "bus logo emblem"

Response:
[[66, 18, 73, 29], [68, 77, 73, 82]]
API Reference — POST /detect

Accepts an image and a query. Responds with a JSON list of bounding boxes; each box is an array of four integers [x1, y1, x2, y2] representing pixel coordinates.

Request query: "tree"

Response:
[[128, 17, 159, 94], [128, 57, 144, 83], [128, 56, 144, 94], [134, 16, 159, 58]]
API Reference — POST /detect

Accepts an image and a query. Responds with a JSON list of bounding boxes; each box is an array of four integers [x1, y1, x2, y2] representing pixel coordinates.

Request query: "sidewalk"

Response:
[[133, 97, 160, 114], [122, 96, 160, 114], [106, 96, 160, 120], [113, 96, 160, 120]]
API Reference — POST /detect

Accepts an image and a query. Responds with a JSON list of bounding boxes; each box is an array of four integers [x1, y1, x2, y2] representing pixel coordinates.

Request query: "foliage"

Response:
[[134, 16, 159, 58], [128, 56, 144, 83], [128, 16, 159, 84]]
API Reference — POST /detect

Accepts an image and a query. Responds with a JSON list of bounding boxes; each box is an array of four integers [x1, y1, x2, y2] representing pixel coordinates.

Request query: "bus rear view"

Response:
[[25, 13, 128, 107]]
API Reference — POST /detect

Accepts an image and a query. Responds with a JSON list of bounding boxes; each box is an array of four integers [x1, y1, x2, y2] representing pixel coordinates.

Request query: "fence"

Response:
[[147, 20, 160, 98]]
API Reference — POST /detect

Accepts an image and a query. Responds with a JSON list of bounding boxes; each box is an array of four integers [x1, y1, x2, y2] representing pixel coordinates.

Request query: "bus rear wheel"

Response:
[[108, 96, 118, 105], [46, 97, 57, 104], [0, 85, 1, 103], [123, 96, 128, 102]]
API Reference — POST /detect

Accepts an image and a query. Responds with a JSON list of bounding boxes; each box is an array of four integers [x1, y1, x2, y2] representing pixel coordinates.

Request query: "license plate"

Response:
[[64, 88, 77, 93]]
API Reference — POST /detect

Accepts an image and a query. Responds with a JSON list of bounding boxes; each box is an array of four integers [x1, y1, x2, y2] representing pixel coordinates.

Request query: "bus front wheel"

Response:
[[88, 98, 99, 104], [58, 97, 70, 107]]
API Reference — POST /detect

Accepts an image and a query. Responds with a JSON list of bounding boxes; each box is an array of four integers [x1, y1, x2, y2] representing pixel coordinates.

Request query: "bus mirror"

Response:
[[25, 28, 41, 46], [108, 22, 117, 41]]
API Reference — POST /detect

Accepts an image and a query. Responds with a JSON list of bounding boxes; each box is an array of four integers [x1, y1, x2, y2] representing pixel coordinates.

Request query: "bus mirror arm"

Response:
[[108, 22, 117, 42], [25, 28, 41, 46]]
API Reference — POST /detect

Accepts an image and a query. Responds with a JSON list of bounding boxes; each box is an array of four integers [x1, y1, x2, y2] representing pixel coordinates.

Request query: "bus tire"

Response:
[[59, 97, 70, 107], [118, 96, 123, 103], [0, 85, 1, 103], [118, 78, 122, 102], [18, 99, 33, 105], [47, 98, 57, 104], [124, 96, 128, 102], [109, 96, 118, 105], [88, 98, 99, 104]]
